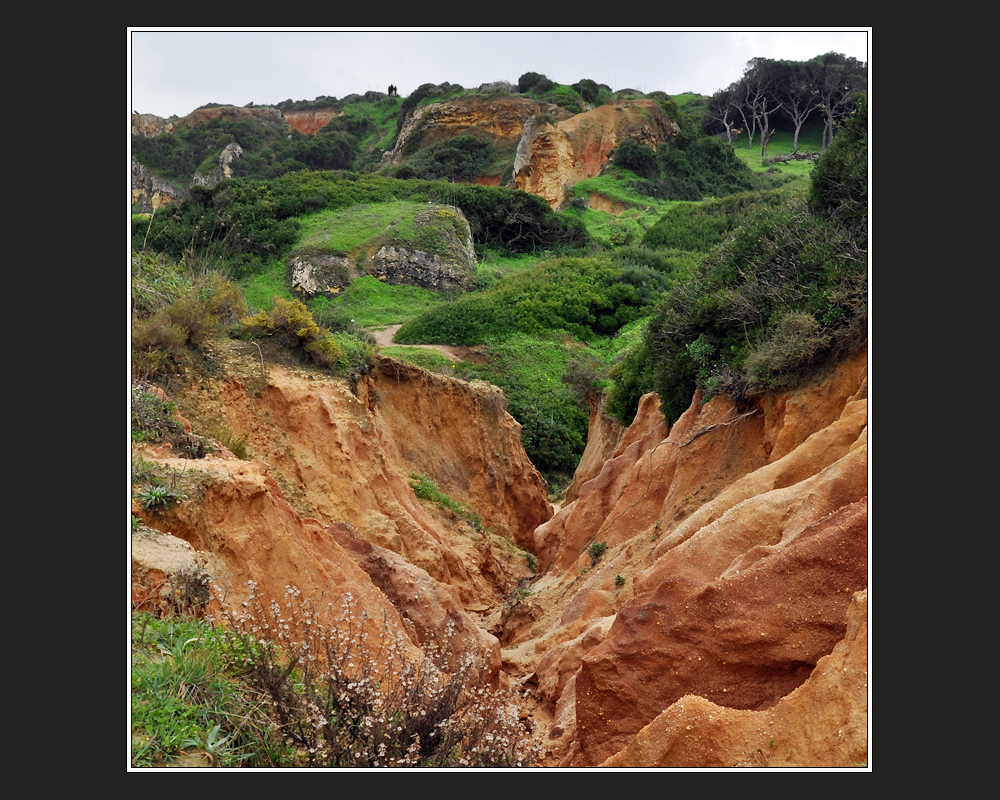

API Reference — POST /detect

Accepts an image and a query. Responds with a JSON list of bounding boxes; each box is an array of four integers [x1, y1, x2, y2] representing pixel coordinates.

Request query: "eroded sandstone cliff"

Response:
[[132, 342, 868, 768]]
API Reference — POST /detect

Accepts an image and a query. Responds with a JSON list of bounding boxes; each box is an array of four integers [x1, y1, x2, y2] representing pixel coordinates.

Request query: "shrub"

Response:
[[135, 484, 183, 510], [588, 541, 608, 560], [613, 138, 659, 180], [241, 297, 375, 378], [517, 72, 554, 94], [810, 94, 868, 231], [644, 190, 867, 423], [409, 473, 481, 529], [218, 583, 540, 767], [400, 134, 497, 182]]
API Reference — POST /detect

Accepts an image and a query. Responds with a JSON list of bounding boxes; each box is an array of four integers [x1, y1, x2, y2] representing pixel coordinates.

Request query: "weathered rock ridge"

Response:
[[133, 347, 550, 651], [131, 106, 289, 138], [500, 346, 868, 767], [284, 108, 342, 136]]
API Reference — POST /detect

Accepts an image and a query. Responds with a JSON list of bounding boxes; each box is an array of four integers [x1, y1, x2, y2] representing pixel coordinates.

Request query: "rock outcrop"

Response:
[[131, 106, 289, 138], [131, 157, 186, 212], [284, 108, 342, 135], [383, 96, 551, 168], [289, 203, 477, 297], [502, 346, 868, 767], [191, 142, 244, 188], [601, 590, 868, 768], [133, 346, 551, 628], [514, 100, 680, 208]]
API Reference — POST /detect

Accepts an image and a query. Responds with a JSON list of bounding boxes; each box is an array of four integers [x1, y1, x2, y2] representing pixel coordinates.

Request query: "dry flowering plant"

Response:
[[215, 581, 540, 767]]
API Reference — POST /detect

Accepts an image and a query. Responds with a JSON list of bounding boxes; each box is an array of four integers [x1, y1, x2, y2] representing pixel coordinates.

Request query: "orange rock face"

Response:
[[284, 108, 343, 136], [514, 100, 679, 208], [387, 96, 542, 165], [519, 347, 868, 766], [601, 590, 869, 768], [132, 339, 868, 768], [134, 348, 550, 639]]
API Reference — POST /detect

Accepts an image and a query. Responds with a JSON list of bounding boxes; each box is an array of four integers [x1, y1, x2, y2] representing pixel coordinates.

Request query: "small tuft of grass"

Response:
[[409, 472, 481, 529]]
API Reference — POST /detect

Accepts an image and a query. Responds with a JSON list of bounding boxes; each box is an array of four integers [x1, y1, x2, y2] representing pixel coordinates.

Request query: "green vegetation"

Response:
[[588, 541, 608, 560], [241, 296, 375, 379], [640, 94, 868, 423], [293, 200, 469, 261], [133, 590, 540, 767], [459, 333, 590, 478], [135, 484, 182, 510], [134, 173, 586, 274], [131, 612, 284, 767], [409, 473, 482, 529], [381, 346, 455, 373], [313, 276, 445, 329], [132, 76, 866, 499], [396, 256, 661, 345]]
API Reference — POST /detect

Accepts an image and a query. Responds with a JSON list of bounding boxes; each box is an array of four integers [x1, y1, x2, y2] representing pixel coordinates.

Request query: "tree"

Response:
[[775, 59, 823, 152], [814, 53, 868, 150], [707, 53, 866, 154], [743, 59, 786, 158], [706, 85, 742, 144]]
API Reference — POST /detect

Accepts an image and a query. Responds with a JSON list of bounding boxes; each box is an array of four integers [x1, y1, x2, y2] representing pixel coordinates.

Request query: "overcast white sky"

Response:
[[128, 29, 870, 120]]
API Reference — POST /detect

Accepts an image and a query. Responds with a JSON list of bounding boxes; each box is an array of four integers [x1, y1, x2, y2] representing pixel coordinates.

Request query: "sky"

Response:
[[128, 29, 870, 120]]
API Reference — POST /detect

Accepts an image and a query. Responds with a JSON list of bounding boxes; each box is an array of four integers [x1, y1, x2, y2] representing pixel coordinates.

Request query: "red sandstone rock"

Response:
[[574, 498, 867, 765], [601, 590, 868, 768]]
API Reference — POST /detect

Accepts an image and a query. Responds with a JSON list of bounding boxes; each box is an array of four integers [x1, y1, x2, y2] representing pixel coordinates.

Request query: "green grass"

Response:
[[573, 173, 677, 213], [475, 250, 541, 288], [456, 332, 591, 479], [131, 612, 287, 767], [381, 346, 456, 373], [730, 121, 826, 181], [569, 173, 680, 245], [243, 260, 293, 312], [294, 200, 436, 257], [312, 275, 446, 329]]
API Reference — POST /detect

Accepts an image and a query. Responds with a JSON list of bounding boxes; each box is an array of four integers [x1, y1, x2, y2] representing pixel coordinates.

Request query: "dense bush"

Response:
[[809, 94, 867, 231], [609, 103, 868, 425], [398, 135, 498, 182], [517, 72, 554, 94], [572, 78, 614, 106], [131, 252, 247, 378], [457, 334, 589, 478], [613, 138, 659, 179], [629, 130, 758, 201], [642, 187, 793, 252], [135, 174, 588, 272], [396, 256, 655, 346], [644, 194, 866, 423]]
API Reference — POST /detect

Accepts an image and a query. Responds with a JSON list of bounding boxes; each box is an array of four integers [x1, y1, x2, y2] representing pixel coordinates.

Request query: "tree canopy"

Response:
[[706, 53, 867, 154]]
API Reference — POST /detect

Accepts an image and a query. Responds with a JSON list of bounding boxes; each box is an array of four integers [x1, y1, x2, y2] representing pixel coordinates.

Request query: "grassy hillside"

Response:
[[132, 80, 865, 489]]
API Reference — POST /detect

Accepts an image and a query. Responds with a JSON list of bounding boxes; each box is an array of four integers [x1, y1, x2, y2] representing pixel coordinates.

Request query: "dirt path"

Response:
[[374, 325, 466, 362]]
